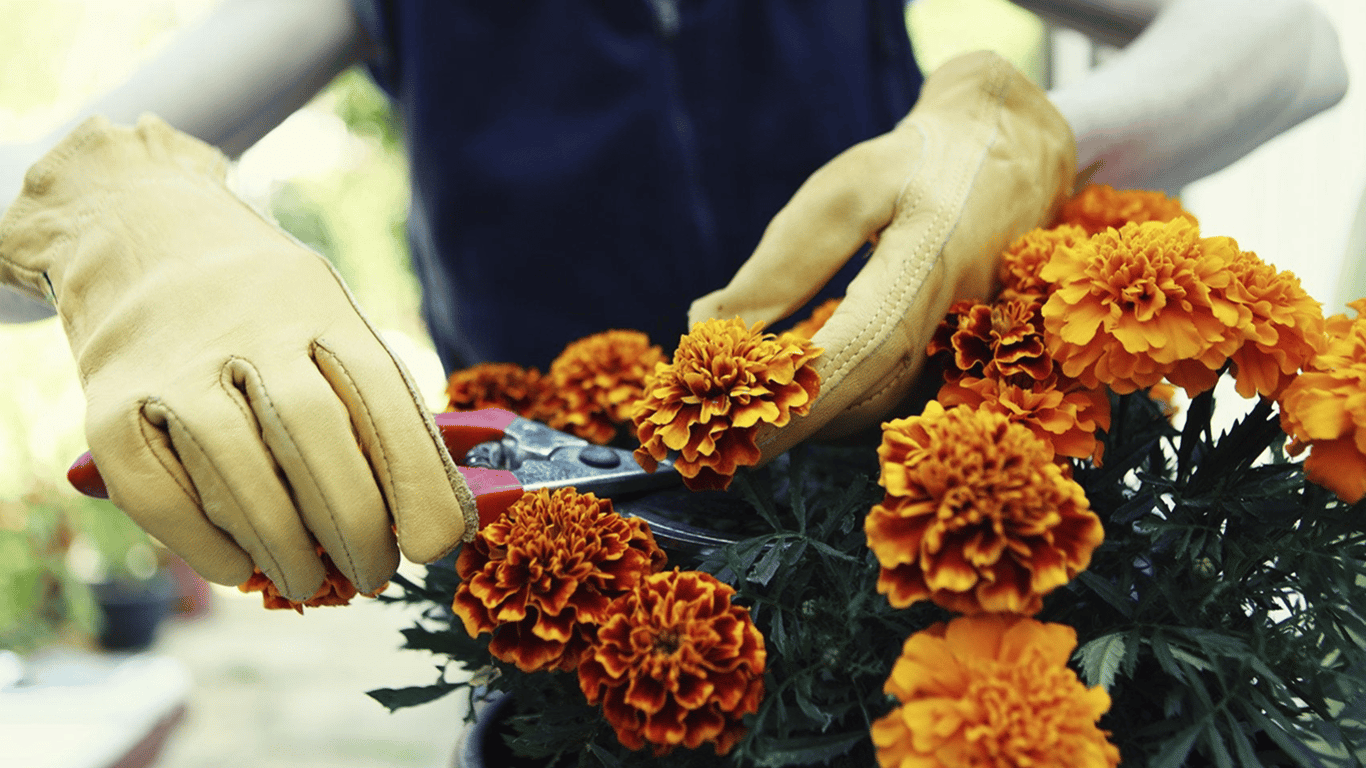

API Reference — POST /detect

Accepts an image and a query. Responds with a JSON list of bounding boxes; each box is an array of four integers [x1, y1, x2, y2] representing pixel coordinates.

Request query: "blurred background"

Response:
[[0, 1, 1362, 766]]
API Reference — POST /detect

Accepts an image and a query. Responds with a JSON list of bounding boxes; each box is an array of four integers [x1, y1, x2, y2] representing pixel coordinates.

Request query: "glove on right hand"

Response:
[[0, 115, 477, 600]]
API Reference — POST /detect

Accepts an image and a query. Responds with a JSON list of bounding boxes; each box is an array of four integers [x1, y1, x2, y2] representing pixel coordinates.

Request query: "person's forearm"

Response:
[[1047, 0, 1347, 193], [53, 0, 368, 157], [1, 0, 368, 323]]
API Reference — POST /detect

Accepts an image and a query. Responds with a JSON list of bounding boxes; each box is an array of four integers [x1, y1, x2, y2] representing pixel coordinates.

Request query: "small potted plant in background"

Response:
[[0, 481, 99, 652], [1, 479, 182, 653]]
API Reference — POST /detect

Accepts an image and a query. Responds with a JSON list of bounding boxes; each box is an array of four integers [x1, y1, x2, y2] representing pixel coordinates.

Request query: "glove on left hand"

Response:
[[690, 51, 1076, 459]]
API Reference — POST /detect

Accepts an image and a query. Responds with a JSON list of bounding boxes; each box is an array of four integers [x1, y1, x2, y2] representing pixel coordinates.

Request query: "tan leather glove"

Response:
[[0, 115, 476, 600], [689, 51, 1076, 459]]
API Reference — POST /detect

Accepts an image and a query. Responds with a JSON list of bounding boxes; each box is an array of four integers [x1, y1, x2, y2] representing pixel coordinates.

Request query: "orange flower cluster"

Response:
[[1055, 183, 1196, 236], [445, 362, 550, 418], [578, 569, 766, 756], [789, 297, 841, 339], [238, 545, 382, 614], [929, 296, 1109, 462], [1278, 299, 1366, 504], [452, 488, 666, 672], [633, 318, 821, 491], [872, 614, 1120, 768], [998, 224, 1087, 301], [543, 330, 665, 444], [1041, 219, 1325, 398], [865, 402, 1104, 615], [1226, 246, 1329, 399]]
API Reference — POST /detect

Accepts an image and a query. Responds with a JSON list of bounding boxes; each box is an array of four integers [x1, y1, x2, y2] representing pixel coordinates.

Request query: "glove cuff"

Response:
[[0, 114, 231, 304]]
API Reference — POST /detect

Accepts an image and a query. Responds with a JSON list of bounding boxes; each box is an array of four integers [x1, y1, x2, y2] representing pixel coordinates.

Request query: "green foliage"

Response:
[[0, 485, 112, 651], [371, 443, 924, 767], [1052, 390, 1366, 767], [373, 385, 1366, 767]]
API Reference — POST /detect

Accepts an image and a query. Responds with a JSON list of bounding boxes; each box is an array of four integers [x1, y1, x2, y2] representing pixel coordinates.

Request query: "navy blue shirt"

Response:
[[355, 1, 921, 369]]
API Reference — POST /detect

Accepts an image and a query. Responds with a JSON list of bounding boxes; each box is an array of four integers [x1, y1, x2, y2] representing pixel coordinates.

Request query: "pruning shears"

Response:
[[66, 408, 741, 556]]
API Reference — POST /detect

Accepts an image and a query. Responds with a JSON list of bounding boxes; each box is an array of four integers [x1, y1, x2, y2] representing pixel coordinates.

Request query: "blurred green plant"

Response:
[[268, 68, 425, 342]]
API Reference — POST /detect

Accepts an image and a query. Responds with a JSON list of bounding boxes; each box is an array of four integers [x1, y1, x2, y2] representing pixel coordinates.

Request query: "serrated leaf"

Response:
[[1148, 633, 1185, 680], [584, 741, 621, 767], [725, 538, 769, 582], [1242, 705, 1335, 768], [366, 682, 460, 712], [1201, 719, 1237, 768], [749, 540, 790, 586], [1076, 571, 1136, 619], [1076, 632, 1126, 691], [751, 731, 868, 768], [400, 625, 468, 656], [768, 609, 789, 659], [1151, 721, 1204, 768], [1222, 709, 1265, 768]]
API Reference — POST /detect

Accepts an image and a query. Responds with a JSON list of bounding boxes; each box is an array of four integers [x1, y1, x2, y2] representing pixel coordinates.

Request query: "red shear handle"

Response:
[[434, 408, 518, 460], [68, 451, 108, 499], [455, 467, 525, 528]]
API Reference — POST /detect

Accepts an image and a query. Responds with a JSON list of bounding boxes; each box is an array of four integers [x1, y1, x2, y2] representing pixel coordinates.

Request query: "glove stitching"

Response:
[[223, 354, 363, 586], [307, 243, 478, 546], [300, 341, 368, 579], [825, 58, 1010, 414], [139, 396, 293, 596]]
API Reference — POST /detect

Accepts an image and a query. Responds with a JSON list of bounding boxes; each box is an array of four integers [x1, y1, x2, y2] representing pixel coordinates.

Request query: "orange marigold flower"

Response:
[[1056, 183, 1196, 237], [928, 297, 1053, 385], [1278, 299, 1366, 504], [445, 362, 550, 419], [633, 318, 821, 491], [789, 297, 841, 339], [865, 402, 1104, 615], [238, 545, 381, 614], [998, 224, 1087, 300], [1041, 219, 1244, 395], [542, 330, 666, 444], [872, 614, 1120, 768], [578, 569, 765, 756], [937, 376, 1110, 463], [452, 488, 666, 672], [1222, 245, 1327, 399]]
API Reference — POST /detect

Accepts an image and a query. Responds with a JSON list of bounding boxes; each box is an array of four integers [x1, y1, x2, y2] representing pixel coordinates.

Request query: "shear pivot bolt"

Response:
[[579, 446, 621, 468]]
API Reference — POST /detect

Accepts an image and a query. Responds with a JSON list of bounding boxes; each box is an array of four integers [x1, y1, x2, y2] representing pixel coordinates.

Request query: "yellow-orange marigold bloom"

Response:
[[445, 362, 550, 419], [633, 318, 821, 491], [866, 402, 1104, 615], [789, 297, 841, 339], [238, 545, 380, 614], [1041, 219, 1243, 395], [578, 569, 765, 756], [1278, 299, 1366, 504], [928, 298, 1053, 385], [872, 614, 1120, 768], [937, 376, 1110, 463], [1056, 183, 1196, 237], [998, 224, 1087, 300], [452, 488, 666, 672], [542, 330, 665, 444], [1222, 245, 1327, 399]]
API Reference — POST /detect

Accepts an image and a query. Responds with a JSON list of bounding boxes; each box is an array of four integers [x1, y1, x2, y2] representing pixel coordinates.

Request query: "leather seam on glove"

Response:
[[814, 55, 1010, 422], [140, 396, 294, 596], [306, 255, 480, 549], [307, 340, 385, 576], [134, 399, 201, 507], [228, 351, 364, 585]]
